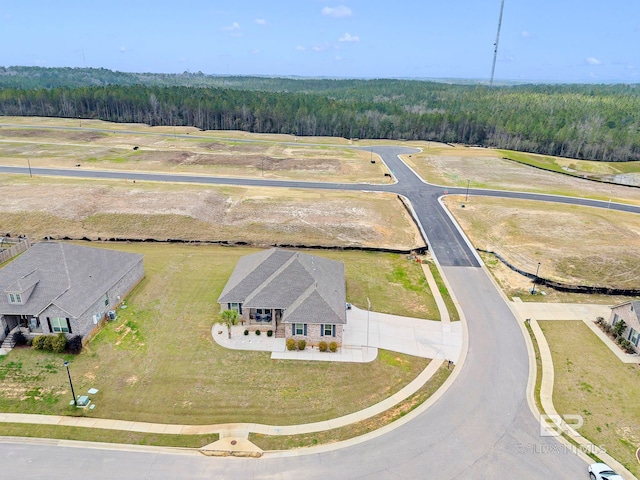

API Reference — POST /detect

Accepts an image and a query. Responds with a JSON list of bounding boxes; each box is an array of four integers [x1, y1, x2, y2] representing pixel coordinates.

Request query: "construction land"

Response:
[[444, 195, 640, 304]]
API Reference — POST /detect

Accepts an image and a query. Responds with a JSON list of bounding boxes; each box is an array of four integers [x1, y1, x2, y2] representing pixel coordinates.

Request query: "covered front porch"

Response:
[[245, 308, 283, 330], [3, 314, 43, 335]]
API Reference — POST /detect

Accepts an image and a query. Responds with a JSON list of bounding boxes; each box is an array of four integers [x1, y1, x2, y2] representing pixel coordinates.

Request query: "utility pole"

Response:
[[465, 180, 470, 202], [27, 158, 33, 178], [489, 0, 505, 87], [366, 297, 371, 353]]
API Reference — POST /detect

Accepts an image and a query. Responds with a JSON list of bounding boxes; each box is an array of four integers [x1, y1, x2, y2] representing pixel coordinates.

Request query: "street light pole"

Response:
[[531, 262, 541, 295], [27, 158, 33, 178], [465, 180, 470, 202], [64, 361, 77, 406]]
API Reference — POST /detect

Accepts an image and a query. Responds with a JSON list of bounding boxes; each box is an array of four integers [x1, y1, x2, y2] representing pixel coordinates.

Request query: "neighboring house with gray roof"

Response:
[[609, 300, 640, 349], [218, 248, 346, 346], [0, 242, 144, 344]]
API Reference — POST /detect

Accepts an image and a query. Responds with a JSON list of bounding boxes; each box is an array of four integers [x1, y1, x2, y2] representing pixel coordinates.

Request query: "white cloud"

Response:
[[312, 44, 328, 52], [295, 45, 306, 51], [224, 22, 240, 31], [521, 30, 531, 38], [586, 56, 602, 65], [254, 18, 267, 25], [119, 46, 127, 53], [322, 5, 352, 18], [249, 49, 261, 55], [339, 32, 359, 43], [335, 56, 344, 61]]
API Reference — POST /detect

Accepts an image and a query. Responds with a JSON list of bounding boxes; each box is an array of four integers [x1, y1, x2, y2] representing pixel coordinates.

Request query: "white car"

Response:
[[588, 462, 624, 480]]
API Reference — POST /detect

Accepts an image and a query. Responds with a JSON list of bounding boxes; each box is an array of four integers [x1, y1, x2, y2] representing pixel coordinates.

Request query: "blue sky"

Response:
[[2, 0, 639, 83]]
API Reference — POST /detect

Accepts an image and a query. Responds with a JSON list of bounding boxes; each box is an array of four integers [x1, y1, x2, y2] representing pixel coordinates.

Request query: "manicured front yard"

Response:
[[0, 243, 432, 427], [540, 320, 640, 477]]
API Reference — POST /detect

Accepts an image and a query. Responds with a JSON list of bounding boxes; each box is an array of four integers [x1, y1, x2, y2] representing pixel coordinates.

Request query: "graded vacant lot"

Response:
[[0, 243, 434, 426], [0, 175, 423, 250], [540, 321, 640, 477], [402, 145, 640, 205], [0, 117, 391, 183], [444, 196, 640, 303]]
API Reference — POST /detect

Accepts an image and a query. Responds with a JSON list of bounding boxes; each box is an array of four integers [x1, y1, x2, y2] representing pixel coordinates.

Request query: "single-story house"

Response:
[[609, 300, 640, 348], [0, 242, 144, 344], [218, 248, 346, 346]]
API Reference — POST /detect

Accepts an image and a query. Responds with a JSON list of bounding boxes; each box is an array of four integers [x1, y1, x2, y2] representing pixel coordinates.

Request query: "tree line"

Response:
[[0, 66, 639, 161]]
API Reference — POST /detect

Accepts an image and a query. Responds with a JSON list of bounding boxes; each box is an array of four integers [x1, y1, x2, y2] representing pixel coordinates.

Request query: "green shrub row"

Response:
[[29, 333, 83, 354]]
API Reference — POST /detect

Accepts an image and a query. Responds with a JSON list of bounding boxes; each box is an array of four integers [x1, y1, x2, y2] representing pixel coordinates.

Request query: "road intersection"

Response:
[[1, 140, 638, 478]]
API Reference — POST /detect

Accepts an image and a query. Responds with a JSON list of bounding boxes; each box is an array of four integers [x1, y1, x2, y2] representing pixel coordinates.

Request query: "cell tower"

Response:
[[489, 0, 505, 87]]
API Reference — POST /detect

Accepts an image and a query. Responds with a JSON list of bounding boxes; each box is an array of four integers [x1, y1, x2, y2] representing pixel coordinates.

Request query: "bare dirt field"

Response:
[[403, 146, 640, 206], [0, 175, 423, 250], [0, 118, 391, 183], [444, 195, 640, 303]]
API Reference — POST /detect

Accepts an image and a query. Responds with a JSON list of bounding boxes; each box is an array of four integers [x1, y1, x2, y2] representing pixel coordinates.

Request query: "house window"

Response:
[[323, 324, 335, 337], [229, 303, 243, 314], [629, 328, 639, 347], [8, 293, 15, 303], [50, 317, 70, 333], [294, 323, 306, 335]]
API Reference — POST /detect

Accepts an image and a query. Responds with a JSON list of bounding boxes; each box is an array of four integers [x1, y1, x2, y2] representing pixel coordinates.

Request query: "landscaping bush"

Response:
[[613, 319, 627, 338], [43, 335, 56, 351], [318, 341, 328, 352], [255, 329, 261, 336], [32, 335, 46, 350], [67, 335, 83, 354], [12, 330, 27, 346], [595, 316, 605, 325], [329, 341, 338, 353], [244, 329, 249, 336], [286, 338, 296, 351], [297, 339, 306, 350], [52, 333, 67, 353], [619, 339, 635, 354], [267, 330, 273, 337]]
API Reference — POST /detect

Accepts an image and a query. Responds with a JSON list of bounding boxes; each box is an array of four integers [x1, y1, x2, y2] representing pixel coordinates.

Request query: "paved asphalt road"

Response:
[[1, 143, 637, 478]]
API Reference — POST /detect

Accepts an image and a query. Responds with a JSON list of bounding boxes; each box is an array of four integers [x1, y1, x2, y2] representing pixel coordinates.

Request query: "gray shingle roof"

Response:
[[0, 242, 142, 318], [218, 248, 346, 324]]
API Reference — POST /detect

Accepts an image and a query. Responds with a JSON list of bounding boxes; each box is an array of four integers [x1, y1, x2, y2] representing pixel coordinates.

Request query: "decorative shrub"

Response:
[[329, 341, 338, 353], [43, 335, 56, 351], [67, 335, 83, 354], [32, 335, 46, 350], [297, 339, 306, 350], [267, 330, 273, 337], [595, 316, 605, 325], [613, 319, 627, 338], [52, 333, 68, 353], [318, 341, 328, 352], [286, 338, 296, 351], [13, 330, 27, 346], [244, 329, 249, 336], [255, 329, 261, 336]]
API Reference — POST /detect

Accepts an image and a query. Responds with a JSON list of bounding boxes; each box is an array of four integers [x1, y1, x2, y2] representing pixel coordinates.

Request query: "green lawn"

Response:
[[540, 320, 640, 477], [0, 243, 432, 427]]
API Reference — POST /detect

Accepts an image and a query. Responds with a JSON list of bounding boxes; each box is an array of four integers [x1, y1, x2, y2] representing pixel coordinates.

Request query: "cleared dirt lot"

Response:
[[403, 145, 640, 205], [0, 119, 391, 183], [444, 195, 640, 303], [0, 175, 423, 250]]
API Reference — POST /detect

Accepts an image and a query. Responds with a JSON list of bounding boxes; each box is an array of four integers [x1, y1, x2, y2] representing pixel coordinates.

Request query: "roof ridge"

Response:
[[244, 251, 298, 305], [282, 281, 317, 322]]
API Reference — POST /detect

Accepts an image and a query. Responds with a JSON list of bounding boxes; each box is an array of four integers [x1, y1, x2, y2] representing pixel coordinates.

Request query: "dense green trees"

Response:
[[0, 66, 639, 161]]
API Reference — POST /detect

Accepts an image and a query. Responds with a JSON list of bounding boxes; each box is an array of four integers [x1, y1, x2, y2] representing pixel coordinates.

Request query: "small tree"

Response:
[[613, 319, 627, 338], [221, 309, 240, 339]]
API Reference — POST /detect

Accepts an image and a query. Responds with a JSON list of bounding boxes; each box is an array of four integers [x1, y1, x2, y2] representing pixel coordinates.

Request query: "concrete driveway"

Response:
[[343, 306, 462, 362]]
